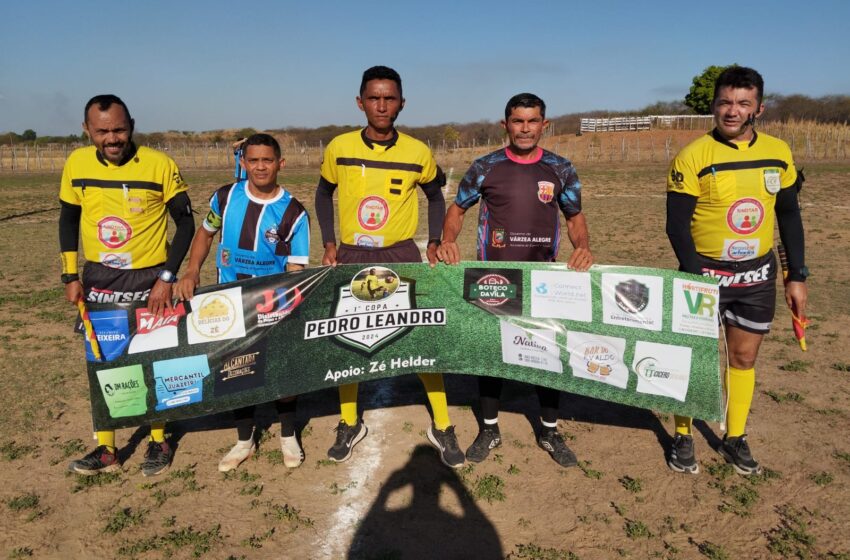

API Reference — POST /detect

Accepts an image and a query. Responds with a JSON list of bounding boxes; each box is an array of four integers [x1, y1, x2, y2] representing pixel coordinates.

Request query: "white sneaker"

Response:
[[218, 440, 255, 472], [281, 435, 304, 468]]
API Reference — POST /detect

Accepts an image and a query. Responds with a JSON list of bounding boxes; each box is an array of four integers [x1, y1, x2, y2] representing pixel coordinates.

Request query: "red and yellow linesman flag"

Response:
[[778, 244, 809, 352], [76, 299, 102, 361]]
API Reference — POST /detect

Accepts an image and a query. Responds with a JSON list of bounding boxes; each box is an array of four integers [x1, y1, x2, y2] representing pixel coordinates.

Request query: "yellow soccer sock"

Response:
[[96, 430, 116, 452], [150, 423, 166, 443], [339, 383, 359, 426], [674, 415, 692, 436], [726, 367, 755, 437], [418, 373, 451, 431]]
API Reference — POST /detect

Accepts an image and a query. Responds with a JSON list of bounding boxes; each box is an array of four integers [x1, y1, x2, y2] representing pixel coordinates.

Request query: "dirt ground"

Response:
[[0, 149, 849, 559]]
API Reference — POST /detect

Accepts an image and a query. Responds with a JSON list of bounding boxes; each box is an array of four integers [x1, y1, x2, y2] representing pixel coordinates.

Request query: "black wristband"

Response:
[[61, 273, 79, 284], [428, 238, 441, 247], [787, 266, 809, 282]]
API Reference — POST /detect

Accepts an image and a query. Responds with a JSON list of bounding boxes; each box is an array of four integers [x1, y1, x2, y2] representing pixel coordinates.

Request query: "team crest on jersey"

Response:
[[97, 216, 132, 249], [358, 196, 389, 231], [726, 198, 764, 235], [615, 280, 650, 314], [264, 227, 280, 244], [491, 229, 506, 248], [303, 267, 445, 355], [537, 181, 555, 203]]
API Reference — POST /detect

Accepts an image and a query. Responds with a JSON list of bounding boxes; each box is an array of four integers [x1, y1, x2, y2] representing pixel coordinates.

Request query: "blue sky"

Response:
[[2, 0, 849, 136]]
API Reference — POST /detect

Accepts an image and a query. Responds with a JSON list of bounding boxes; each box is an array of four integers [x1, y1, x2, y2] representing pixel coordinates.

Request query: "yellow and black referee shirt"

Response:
[[59, 145, 188, 269], [667, 130, 797, 261], [320, 129, 438, 247]]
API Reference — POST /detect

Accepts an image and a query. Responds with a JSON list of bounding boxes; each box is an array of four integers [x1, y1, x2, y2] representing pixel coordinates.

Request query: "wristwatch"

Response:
[[788, 266, 810, 282], [157, 269, 177, 283]]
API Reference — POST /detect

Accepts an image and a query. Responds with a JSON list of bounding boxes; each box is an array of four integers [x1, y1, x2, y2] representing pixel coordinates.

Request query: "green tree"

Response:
[[685, 64, 737, 114], [21, 129, 37, 142]]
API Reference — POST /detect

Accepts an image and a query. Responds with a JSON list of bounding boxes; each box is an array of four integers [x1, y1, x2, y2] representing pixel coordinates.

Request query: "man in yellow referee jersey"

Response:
[[60, 95, 195, 476], [666, 67, 807, 475], [315, 66, 463, 467]]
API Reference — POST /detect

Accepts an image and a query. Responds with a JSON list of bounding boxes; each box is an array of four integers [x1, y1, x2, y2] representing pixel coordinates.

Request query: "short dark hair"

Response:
[[84, 94, 132, 123], [713, 66, 764, 104], [360, 66, 402, 97], [242, 133, 282, 159], [505, 93, 546, 120]]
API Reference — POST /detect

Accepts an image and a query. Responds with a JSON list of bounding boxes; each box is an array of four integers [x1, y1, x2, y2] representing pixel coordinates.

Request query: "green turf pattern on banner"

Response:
[[84, 263, 723, 430]]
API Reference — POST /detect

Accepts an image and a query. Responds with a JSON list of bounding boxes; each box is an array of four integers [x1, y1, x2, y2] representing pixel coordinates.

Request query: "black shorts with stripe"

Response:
[[82, 261, 161, 304], [697, 251, 777, 334]]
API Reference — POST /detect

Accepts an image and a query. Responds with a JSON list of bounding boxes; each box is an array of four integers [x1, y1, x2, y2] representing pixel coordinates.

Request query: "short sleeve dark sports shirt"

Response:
[[455, 147, 581, 262]]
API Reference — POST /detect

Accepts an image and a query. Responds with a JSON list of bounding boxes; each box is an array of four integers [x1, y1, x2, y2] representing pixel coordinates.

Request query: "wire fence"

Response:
[[1, 121, 847, 173]]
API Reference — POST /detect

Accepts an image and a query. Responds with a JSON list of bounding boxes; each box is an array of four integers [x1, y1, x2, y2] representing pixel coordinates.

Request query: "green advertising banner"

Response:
[[83, 263, 723, 430]]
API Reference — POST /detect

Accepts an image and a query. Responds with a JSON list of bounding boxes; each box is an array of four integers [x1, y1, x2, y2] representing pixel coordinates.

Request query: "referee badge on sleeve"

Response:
[[763, 169, 781, 194]]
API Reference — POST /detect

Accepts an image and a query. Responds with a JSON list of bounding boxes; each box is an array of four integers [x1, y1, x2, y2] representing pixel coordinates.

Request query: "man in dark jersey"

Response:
[[438, 93, 592, 467]]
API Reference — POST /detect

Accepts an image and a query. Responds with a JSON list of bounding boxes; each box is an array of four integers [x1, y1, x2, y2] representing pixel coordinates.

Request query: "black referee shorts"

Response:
[[697, 252, 777, 335], [82, 261, 161, 304]]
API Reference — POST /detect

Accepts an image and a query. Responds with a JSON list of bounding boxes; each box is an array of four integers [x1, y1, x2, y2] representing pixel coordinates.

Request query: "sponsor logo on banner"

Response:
[[128, 303, 186, 354], [354, 233, 384, 247], [86, 310, 130, 361], [491, 229, 506, 248], [672, 279, 719, 338], [100, 252, 132, 269], [96, 364, 148, 418], [615, 280, 649, 313], [187, 287, 246, 344], [632, 341, 692, 402], [256, 287, 303, 327], [153, 355, 210, 411], [463, 268, 523, 315], [601, 274, 664, 331], [304, 267, 445, 354], [500, 321, 562, 374], [530, 270, 592, 322], [722, 238, 759, 261], [349, 267, 401, 302], [357, 196, 389, 231], [97, 216, 132, 249], [567, 331, 628, 389], [703, 262, 772, 288], [726, 198, 764, 234], [87, 287, 150, 304], [214, 339, 267, 397], [537, 181, 555, 203]]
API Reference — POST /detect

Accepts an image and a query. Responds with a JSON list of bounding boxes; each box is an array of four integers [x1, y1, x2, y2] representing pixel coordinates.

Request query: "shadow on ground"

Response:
[[347, 444, 503, 560]]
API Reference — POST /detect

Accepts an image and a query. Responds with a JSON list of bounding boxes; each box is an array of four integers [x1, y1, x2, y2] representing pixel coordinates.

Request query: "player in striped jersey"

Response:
[[175, 134, 309, 471]]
